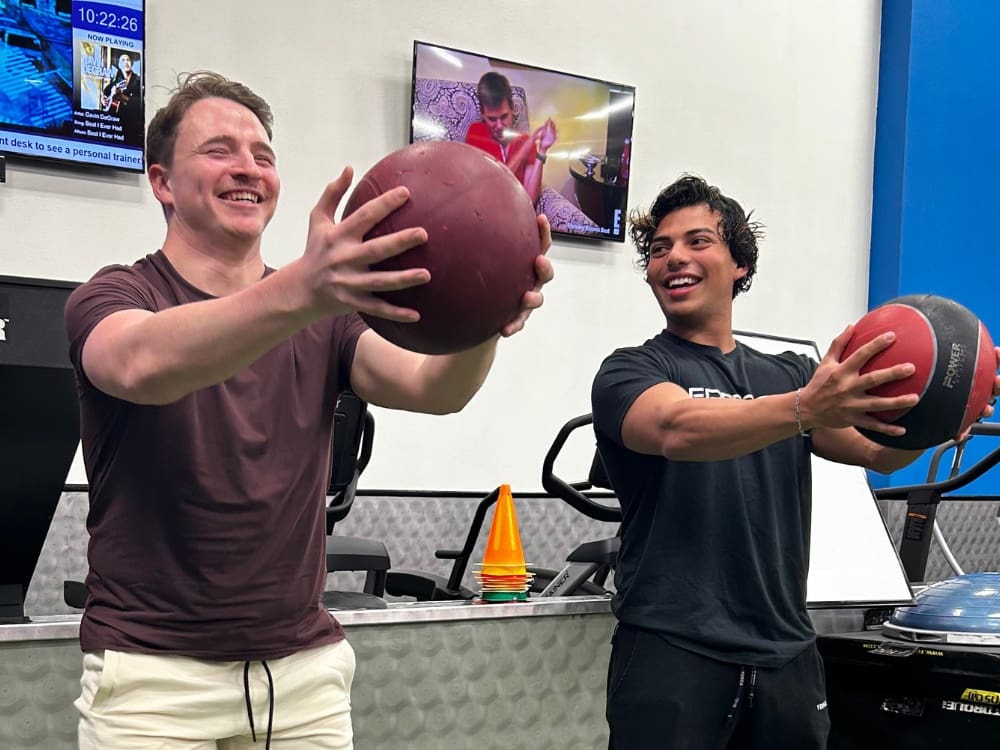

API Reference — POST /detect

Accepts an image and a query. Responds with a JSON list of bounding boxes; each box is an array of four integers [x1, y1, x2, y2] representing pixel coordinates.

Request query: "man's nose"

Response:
[[666, 246, 690, 269], [231, 151, 263, 177]]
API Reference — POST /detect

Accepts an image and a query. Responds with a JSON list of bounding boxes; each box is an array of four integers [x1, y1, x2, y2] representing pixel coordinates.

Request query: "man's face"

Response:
[[151, 97, 279, 247], [118, 55, 131, 73], [645, 204, 747, 328], [480, 103, 513, 143]]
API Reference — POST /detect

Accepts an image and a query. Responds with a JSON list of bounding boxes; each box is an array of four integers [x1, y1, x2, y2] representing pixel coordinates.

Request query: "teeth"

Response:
[[224, 192, 259, 203], [668, 276, 698, 288]]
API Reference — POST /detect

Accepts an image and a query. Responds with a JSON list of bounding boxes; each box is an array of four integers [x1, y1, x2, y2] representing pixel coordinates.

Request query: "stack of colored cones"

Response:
[[474, 484, 534, 602]]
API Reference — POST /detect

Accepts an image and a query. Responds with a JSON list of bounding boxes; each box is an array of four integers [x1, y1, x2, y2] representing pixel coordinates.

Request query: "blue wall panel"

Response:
[[871, 0, 1000, 492]]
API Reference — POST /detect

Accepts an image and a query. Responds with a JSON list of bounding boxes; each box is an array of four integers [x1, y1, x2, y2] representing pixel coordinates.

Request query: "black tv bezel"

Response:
[[0, 0, 147, 175], [409, 39, 636, 244], [0, 273, 82, 621]]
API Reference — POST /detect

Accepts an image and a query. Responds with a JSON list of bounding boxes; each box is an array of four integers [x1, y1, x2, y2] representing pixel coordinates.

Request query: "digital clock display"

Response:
[[75, 1, 143, 39]]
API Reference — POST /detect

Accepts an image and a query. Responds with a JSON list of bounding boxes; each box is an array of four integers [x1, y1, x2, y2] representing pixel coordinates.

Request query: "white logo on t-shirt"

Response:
[[688, 386, 754, 400]]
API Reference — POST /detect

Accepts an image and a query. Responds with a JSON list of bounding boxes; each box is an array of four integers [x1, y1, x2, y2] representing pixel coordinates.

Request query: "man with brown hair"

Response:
[[66, 70, 553, 749], [465, 70, 556, 205]]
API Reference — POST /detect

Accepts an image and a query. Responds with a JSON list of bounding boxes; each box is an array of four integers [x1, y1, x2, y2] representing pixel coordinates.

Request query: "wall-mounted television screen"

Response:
[[0, 0, 145, 173], [0, 274, 80, 621], [410, 41, 636, 243]]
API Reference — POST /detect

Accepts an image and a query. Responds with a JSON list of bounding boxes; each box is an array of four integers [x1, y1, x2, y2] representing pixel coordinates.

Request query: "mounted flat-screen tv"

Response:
[[410, 40, 636, 243], [0, 274, 80, 621], [0, 0, 145, 173]]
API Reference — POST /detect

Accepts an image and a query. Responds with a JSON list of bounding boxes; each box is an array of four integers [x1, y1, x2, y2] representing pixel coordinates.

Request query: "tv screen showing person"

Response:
[[410, 41, 635, 242]]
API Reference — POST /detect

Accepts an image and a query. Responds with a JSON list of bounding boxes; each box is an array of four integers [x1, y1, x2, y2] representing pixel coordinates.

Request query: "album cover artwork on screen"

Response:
[[0, 0, 145, 172], [411, 41, 636, 242]]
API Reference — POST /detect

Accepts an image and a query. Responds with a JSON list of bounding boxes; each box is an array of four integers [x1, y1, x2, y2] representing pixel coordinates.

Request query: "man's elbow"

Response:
[[425, 389, 479, 416], [866, 445, 924, 475], [89, 358, 184, 406], [653, 423, 701, 461]]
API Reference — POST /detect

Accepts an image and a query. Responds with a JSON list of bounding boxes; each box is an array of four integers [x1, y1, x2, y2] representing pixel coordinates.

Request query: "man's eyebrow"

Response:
[[683, 226, 719, 237], [197, 135, 275, 157], [651, 226, 719, 244]]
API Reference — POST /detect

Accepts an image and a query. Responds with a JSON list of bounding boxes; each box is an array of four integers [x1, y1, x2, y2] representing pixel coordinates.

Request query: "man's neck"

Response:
[[666, 317, 737, 353], [161, 233, 266, 297]]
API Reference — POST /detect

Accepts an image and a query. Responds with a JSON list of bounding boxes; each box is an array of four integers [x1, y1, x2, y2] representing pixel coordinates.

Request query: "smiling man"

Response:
[[591, 174, 1000, 749], [64, 70, 553, 749]]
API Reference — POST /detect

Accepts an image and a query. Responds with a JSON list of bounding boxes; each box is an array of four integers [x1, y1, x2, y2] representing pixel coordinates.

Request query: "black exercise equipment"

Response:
[[874, 421, 1000, 583], [385, 412, 620, 601], [322, 391, 391, 610], [535, 413, 620, 597], [385, 486, 502, 601], [823, 422, 1000, 749]]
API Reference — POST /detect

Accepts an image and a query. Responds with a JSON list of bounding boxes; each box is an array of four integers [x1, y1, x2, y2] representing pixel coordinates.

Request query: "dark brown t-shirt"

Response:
[[64, 251, 368, 660]]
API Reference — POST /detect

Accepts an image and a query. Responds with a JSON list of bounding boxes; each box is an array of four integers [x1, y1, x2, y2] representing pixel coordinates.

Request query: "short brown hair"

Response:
[[476, 72, 514, 111], [146, 71, 273, 171]]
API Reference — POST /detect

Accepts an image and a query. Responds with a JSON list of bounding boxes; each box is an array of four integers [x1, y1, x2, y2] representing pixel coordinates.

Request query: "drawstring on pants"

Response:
[[725, 666, 758, 721], [243, 660, 275, 748], [725, 666, 746, 721]]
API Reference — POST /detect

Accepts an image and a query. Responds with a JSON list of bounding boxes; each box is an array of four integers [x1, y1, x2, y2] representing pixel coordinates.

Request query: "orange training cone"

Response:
[[482, 484, 527, 575]]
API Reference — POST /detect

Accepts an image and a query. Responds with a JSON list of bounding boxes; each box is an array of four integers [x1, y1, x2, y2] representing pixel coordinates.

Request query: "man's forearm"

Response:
[[410, 336, 500, 414], [83, 268, 316, 404]]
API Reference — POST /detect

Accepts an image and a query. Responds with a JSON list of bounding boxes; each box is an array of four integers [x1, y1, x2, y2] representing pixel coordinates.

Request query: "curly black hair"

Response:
[[629, 174, 764, 298]]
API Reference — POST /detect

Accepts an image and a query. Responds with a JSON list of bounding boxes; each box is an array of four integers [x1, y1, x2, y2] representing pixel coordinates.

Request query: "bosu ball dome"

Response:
[[883, 572, 1000, 645]]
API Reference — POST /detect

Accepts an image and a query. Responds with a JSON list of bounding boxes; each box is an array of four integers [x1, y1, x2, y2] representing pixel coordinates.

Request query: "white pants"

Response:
[[75, 640, 355, 749]]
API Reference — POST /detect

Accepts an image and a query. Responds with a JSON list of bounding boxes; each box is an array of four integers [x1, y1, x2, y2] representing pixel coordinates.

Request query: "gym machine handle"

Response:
[[541, 413, 622, 523]]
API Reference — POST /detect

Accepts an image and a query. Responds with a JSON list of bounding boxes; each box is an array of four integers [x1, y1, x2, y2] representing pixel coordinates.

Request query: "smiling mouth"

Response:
[[666, 276, 701, 290], [221, 190, 261, 203]]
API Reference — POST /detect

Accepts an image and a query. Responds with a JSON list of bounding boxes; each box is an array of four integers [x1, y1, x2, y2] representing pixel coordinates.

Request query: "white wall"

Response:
[[3, 0, 883, 492]]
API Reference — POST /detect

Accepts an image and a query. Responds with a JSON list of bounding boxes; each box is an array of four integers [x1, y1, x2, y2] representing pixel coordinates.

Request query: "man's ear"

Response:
[[148, 163, 171, 206]]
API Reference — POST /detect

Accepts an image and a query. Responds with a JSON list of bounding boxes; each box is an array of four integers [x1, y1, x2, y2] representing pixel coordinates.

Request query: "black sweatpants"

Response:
[[606, 624, 830, 749]]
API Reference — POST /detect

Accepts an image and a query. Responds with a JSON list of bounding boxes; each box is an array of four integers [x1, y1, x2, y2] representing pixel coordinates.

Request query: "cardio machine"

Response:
[[534, 413, 620, 597], [873, 421, 1000, 585], [384, 413, 621, 601]]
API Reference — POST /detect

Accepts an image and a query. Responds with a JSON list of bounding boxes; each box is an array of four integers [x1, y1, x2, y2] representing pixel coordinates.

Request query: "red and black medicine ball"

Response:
[[841, 294, 995, 450]]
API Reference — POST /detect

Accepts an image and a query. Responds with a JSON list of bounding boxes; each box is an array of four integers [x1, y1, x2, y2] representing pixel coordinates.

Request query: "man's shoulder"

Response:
[[466, 121, 488, 137], [68, 253, 164, 307], [737, 341, 815, 369], [86, 253, 157, 284], [465, 122, 492, 146], [735, 342, 816, 386], [599, 331, 676, 364]]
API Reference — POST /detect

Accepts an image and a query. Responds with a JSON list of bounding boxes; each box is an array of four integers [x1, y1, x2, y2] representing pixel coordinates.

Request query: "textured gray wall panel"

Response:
[[348, 615, 613, 749], [0, 640, 80, 749], [28, 493, 620, 615], [24, 493, 89, 616], [879, 499, 1000, 581], [29, 491, 1000, 613], [0, 614, 615, 750]]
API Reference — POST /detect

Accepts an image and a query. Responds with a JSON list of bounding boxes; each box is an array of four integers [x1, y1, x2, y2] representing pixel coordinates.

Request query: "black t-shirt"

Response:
[[65, 251, 367, 660], [592, 330, 817, 667]]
